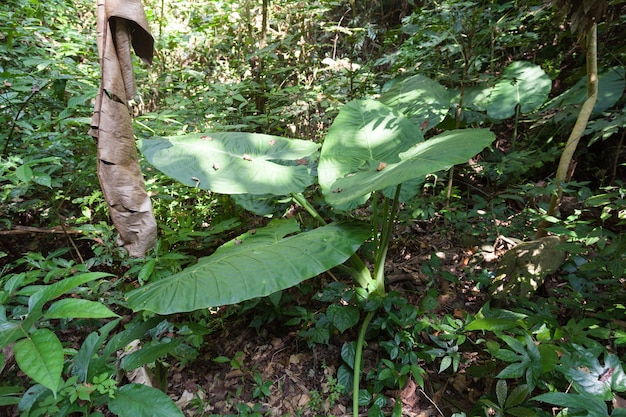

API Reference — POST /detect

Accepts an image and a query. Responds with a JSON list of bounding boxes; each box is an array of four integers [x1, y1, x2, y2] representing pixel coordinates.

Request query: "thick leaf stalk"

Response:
[[373, 185, 402, 295]]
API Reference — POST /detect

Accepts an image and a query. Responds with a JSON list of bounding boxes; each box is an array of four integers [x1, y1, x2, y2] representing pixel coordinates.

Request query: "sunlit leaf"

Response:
[[319, 99, 494, 208], [380, 74, 450, 131], [465, 318, 520, 332], [487, 61, 551, 120], [140, 132, 319, 196]]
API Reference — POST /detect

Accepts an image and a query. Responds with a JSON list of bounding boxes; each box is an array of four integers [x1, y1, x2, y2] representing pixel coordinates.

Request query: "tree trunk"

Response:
[[536, 23, 598, 239]]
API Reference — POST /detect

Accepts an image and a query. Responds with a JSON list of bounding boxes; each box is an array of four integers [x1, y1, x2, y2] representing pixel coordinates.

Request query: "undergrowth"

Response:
[[1, 0, 626, 416]]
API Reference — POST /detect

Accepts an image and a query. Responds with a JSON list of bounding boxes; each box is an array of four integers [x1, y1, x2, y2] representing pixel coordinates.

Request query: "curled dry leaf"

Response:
[[89, 0, 157, 257]]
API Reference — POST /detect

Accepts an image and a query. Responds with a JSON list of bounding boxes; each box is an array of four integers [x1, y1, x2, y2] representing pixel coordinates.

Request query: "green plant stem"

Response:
[[371, 196, 380, 255], [334, 255, 372, 290], [290, 192, 326, 225], [291, 192, 373, 289], [372, 185, 401, 295], [352, 309, 375, 417], [512, 103, 520, 151], [2, 80, 50, 157], [373, 195, 389, 276]]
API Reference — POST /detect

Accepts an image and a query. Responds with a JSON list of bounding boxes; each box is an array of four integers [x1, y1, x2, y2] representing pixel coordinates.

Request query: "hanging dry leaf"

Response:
[[89, 0, 157, 257]]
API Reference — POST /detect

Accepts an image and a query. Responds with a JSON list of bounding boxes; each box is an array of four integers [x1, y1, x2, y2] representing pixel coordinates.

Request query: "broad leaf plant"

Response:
[[126, 74, 495, 415]]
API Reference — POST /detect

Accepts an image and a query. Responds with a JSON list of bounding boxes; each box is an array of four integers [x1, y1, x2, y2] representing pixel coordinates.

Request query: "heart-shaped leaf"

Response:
[[127, 219, 370, 314], [319, 100, 495, 208], [487, 61, 551, 120], [380, 74, 451, 131], [318, 99, 425, 209], [140, 132, 320, 195]]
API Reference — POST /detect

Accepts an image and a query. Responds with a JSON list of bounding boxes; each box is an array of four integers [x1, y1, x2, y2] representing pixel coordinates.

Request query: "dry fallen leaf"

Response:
[[89, 0, 157, 257]]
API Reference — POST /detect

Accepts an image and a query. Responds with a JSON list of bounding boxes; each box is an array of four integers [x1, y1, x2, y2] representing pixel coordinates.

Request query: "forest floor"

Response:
[[0, 211, 545, 417]]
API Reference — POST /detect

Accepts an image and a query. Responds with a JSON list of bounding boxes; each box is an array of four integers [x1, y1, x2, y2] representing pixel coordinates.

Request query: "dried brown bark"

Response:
[[89, 0, 157, 257]]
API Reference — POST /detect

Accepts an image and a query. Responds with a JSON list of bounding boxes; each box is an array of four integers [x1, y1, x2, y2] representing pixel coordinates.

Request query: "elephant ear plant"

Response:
[[126, 75, 495, 415]]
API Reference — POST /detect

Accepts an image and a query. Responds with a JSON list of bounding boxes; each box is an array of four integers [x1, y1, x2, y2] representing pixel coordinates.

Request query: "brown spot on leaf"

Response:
[[599, 367, 614, 382], [377, 162, 387, 171]]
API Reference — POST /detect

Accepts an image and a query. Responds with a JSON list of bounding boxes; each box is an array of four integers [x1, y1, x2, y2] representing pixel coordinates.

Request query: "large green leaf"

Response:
[[127, 219, 370, 314], [139, 132, 319, 195], [320, 122, 495, 207], [318, 99, 425, 209], [14, 328, 64, 395], [487, 61, 551, 120], [380, 74, 451, 131], [108, 383, 184, 417]]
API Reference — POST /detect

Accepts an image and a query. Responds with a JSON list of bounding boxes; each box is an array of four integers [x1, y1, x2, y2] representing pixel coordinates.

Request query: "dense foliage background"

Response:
[[1, 0, 625, 416]]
